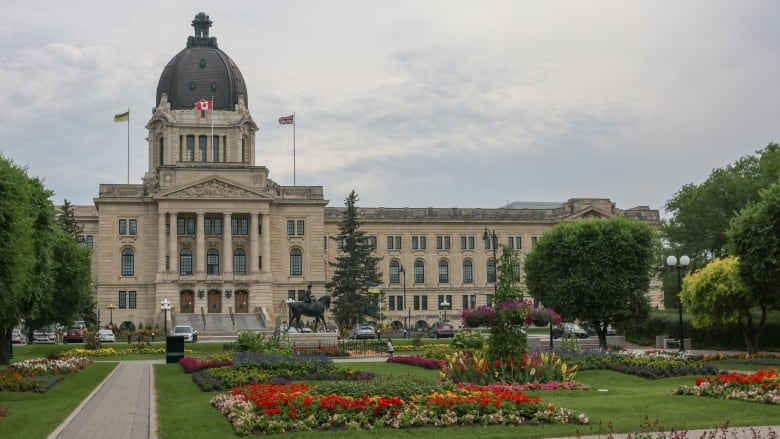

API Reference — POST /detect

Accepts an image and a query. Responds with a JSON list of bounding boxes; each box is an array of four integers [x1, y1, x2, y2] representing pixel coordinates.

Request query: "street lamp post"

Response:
[[399, 264, 408, 337], [666, 255, 691, 352], [106, 303, 116, 328], [441, 300, 450, 321], [160, 299, 171, 336], [483, 228, 498, 294]]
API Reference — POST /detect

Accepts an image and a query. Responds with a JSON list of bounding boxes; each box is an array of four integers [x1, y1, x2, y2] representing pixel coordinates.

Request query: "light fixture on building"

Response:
[[197, 290, 204, 299], [225, 289, 232, 298]]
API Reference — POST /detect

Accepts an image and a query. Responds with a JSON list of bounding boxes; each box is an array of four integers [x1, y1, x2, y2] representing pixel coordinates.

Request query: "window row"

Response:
[[174, 216, 252, 236], [386, 294, 492, 311], [382, 234, 535, 251], [121, 247, 251, 276], [117, 290, 137, 309], [184, 135, 224, 162], [387, 258, 518, 285]]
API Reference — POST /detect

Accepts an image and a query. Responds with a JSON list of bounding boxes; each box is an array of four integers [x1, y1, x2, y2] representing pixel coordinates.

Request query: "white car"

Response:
[[172, 325, 198, 342], [97, 329, 116, 343], [12, 328, 26, 344]]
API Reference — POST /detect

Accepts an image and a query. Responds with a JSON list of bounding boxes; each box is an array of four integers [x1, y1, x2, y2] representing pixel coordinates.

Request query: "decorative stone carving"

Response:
[[175, 179, 252, 198]]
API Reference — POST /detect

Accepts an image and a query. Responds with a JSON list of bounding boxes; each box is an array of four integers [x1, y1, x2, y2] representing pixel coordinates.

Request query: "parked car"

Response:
[[172, 325, 198, 342], [97, 329, 116, 343], [64, 327, 84, 343], [348, 324, 376, 340], [551, 322, 589, 339], [428, 321, 455, 339], [33, 330, 56, 344], [12, 328, 26, 344], [585, 324, 616, 336]]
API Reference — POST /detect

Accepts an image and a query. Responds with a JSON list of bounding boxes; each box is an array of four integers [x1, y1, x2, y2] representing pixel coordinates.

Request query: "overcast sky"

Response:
[[2, 1, 778, 215]]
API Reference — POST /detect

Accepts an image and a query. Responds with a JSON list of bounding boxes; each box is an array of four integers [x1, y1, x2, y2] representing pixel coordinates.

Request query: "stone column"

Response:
[[169, 212, 178, 273], [158, 212, 167, 272], [250, 213, 259, 274], [223, 213, 233, 276], [262, 214, 271, 273], [196, 213, 205, 275]]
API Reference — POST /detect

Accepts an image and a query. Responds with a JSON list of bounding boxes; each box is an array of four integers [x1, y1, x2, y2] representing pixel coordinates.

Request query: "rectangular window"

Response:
[[187, 217, 195, 235], [323, 236, 328, 249], [462, 295, 470, 310], [531, 236, 538, 247], [412, 236, 418, 250], [186, 135, 195, 161], [396, 296, 403, 310], [129, 291, 137, 309], [288, 290, 296, 301], [297, 220, 305, 235], [165, 223, 170, 235], [395, 236, 402, 249], [337, 238, 344, 249], [413, 295, 420, 311], [420, 236, 426, 249], [508, 236, 514, 248], [468, 236, 474, 249], [444, 236, 450, 250], [212, 136, 220, 162], [240, 218, 248, 235], [388, 296, 395, 311], [214, 218, 223, 235], [85, 235, 93, 248], [231, 218, 238, 235], [119, 219, 127, 235], [486, 294, 494, 307], [129, 219, 137, 235], [436, 236, 443, 250], [118, 291, 127, 309], [387, 236, 394, 250], [198, 135, 207, 161], [421, 295, 428, 311], [177, 218, 185, 235], [204, 218, 212, 235], [460, 236, 466, 249], [287, 220, 295, 236], [165, 256, 170, 271], [516, 236, 522, 249]]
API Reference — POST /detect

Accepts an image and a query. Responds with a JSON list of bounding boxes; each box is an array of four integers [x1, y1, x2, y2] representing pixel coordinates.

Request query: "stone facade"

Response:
[[68, 13, 662, 331]]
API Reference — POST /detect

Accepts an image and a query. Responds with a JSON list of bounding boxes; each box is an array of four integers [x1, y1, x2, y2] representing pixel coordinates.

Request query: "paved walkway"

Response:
[[48, 360, 162, 439], [45, 355, 779, 439]]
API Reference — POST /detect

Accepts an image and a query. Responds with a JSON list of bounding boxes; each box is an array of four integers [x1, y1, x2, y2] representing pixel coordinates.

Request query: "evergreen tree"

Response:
[[326, 190, 383, 326], [57, 199, 84, 240]]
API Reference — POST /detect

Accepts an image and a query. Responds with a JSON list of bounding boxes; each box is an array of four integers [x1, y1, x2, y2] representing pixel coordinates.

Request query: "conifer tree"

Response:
[[326, 190, 383, 325]]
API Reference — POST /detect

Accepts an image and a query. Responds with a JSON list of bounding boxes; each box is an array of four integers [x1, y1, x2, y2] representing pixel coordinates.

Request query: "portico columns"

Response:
[[262, 214, 270, 272], [223, 212, 233, 276], [169, 212, 178, 273]]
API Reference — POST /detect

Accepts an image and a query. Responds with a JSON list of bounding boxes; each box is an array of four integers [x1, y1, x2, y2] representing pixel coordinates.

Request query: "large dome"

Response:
[[156, 12, 248, 111]]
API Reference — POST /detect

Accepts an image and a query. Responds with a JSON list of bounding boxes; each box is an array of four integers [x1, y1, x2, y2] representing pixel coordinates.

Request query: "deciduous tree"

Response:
[[524, 217, 655, 349]]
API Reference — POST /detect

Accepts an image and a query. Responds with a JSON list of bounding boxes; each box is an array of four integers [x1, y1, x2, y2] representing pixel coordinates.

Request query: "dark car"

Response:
[[64, 327, 84, 343], [428, 321, 455, 339]]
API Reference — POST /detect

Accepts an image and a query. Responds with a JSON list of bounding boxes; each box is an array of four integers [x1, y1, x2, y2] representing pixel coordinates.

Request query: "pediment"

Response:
[[157, 177, 272, 200], [563, 206, 613, 221]]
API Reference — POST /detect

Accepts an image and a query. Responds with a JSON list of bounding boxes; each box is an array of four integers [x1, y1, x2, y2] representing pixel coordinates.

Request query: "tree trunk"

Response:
[[0, 330, 12, 365]]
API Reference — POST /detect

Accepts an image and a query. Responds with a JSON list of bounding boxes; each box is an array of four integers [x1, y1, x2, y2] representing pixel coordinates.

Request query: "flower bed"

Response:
[[673, 368, 780, 404], [442, 351, 579, 385], [564, 350, 718, 379], [210, 382, 588, 435], [387, 355, 444, 370], [1, 356, 92, 392]]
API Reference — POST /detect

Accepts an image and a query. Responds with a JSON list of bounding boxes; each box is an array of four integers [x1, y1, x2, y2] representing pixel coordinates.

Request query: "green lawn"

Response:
[[4, 344, 780, 438]]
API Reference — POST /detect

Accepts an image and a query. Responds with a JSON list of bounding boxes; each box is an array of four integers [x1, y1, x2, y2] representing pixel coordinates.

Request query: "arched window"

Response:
[[389, 260, 400, 284], [233, 249, 246, 275], [463, 259, 473, 284], [487, 259, 496, 284], [207, 248, 220, 275], [438, 259, 449, 283], [414, 260, 425, 284], [180, 248, 193, 275], [121, 247, 134, 276], [290, 248, 302, 276]]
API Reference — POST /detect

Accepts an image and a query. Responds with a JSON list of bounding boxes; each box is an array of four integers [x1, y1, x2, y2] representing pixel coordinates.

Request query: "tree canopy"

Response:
[[664, 143, 780, 264], [679, 256, 763, 353], [524, 217, 655, 349], [0, 154, 93, 364], [326, 190, 383, 326]]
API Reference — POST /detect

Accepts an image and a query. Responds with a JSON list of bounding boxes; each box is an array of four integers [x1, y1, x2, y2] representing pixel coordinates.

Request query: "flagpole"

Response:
[[127, 107, 130, 184], [293, 112, 296, 186], [210, 96, 214, 157]]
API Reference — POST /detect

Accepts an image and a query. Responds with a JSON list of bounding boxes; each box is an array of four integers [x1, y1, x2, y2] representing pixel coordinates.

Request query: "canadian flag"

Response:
[[196, 100, 213, 111]]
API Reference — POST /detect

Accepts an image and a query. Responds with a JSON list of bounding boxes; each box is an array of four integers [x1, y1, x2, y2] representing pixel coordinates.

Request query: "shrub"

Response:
[[452, 329, 485, 350]]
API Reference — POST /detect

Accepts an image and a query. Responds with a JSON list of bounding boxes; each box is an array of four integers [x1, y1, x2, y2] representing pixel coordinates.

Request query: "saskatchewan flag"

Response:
[[113, 111, 129, 123], [367, 286, 381, 294]]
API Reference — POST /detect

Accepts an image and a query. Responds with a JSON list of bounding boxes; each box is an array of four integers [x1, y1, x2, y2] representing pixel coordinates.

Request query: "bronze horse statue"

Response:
[[286, 295, 331, 332]]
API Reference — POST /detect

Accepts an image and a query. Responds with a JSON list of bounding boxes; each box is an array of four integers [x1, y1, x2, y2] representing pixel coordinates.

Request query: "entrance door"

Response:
[[235, 291, 249, 313], [180, 291, 195, 313], [207, 291, 222, 313]]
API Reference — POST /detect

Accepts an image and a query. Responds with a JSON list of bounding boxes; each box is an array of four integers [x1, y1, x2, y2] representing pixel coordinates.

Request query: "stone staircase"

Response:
[[172, 313, 266, 339]]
